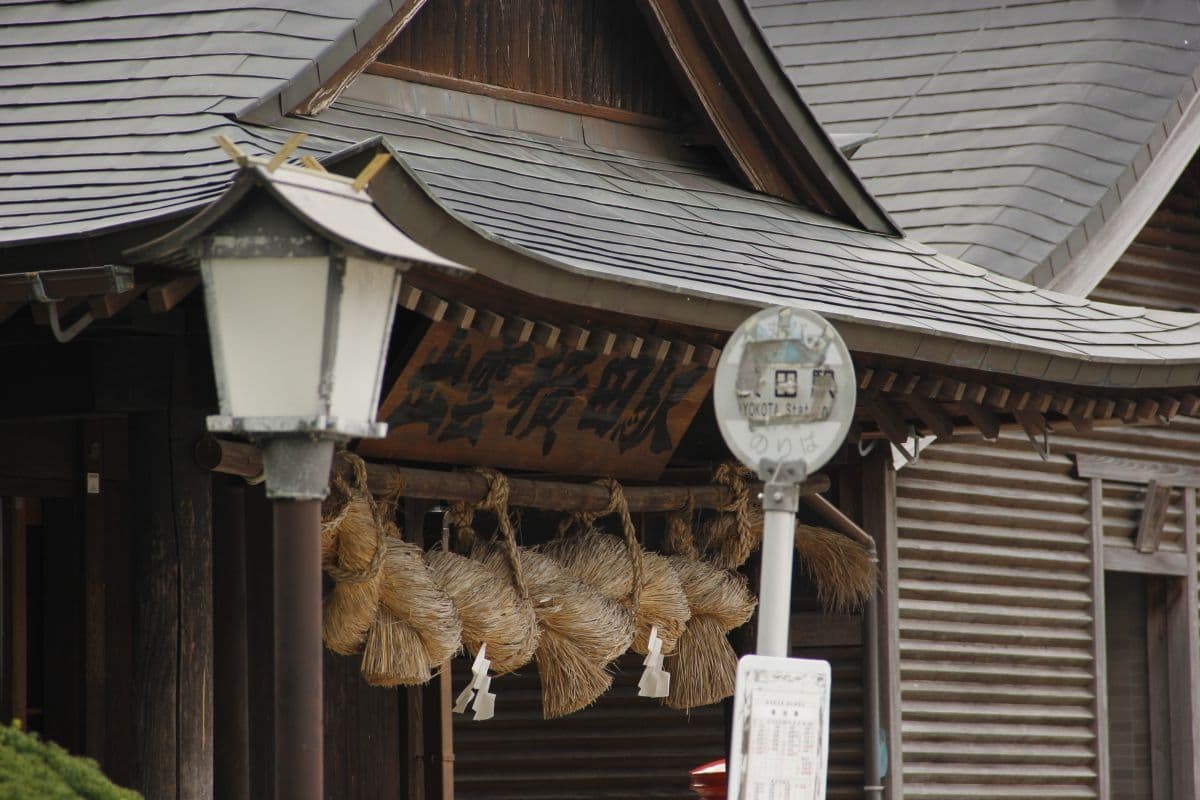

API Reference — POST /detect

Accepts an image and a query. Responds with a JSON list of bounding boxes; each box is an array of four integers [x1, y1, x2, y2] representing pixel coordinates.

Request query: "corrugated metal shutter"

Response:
[[453, 653, 725, 800], [895, 434, 1098, 798]]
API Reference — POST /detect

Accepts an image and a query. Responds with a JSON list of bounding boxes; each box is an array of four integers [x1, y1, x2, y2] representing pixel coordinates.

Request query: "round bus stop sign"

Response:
[[714, 306, 856, 478]]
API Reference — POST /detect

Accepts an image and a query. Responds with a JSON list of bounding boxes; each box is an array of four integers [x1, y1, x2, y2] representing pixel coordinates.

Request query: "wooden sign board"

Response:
[[358, 320, 714, 480]]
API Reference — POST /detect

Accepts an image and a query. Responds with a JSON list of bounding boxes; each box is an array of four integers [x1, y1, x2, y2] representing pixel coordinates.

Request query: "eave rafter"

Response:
[[853, 364, 1200, 449], [0, 265, 197, 342]]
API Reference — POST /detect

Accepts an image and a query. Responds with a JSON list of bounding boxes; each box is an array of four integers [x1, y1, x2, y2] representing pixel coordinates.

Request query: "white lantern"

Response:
[[202, 251, 400, 440], [127, 160, 470, 496]]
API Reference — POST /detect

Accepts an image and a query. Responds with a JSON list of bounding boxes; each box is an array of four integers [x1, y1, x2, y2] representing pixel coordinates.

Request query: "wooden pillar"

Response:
[[128, 340, 213, 800], [213, 480, 250, 800], [1169, 488, 1200, 799], [243, 485, 276, 800], [41, 495, 85, 753], [1, 497, 28, 725], [860, 445, 902, 800], [1087, 478, 1111, 799], [404, 499, 455, 800]]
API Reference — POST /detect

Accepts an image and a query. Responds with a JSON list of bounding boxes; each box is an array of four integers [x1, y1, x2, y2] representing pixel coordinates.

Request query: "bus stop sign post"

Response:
[[713, 306, 856, 799]]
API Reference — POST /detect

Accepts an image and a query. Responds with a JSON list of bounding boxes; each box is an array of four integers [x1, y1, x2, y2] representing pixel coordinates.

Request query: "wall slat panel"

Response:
[[896, 435, 1097, 799]]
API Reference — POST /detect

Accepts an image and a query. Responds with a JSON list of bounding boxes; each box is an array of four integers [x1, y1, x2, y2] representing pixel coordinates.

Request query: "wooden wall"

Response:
[[894, 434, 1098, 798], [892, 417, 1200, 799], [1092, 157, 1200, 311], [378, 0, 693, 122]]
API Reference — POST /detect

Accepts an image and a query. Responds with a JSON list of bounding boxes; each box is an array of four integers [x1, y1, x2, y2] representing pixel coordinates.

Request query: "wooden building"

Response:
[[3, 2, 1200, 799], [753, 3, 1200, 798]]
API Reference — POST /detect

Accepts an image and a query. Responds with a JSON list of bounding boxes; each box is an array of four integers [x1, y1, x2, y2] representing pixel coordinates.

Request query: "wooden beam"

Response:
[[147, 275, 201, 314], [530, 321, 560, 350], [869, 370, 899, 393], [1049, 394, 1075, 415], [89, 286, 144, 319], [1178, 393, 1200, 417], [1135, 480, 1171, 553], [560, 325, 589, 351], [957, 401, 1000, 440], [1103, 547, 1190, 576], [1068, 398, 1096, 433], [857, 368, 875, 391], [196, 437, 830, 512], [955, 383, 984, 407], [1074, 453, 1200, 489], [693, 344, 720, 369], [1004, 390, 1031, 412], [905, 394, 954, 440], [470, 309, 503, 338], [499, 315, 534, 343], [1086, 478, 1111, 800], [864, 393, 910, 446], [443, 302, 475, 330], [1012, 407, 1050, 456], [913, 376, 943, 399], [1134, 397, 1160, 422], [984, 385, 1010, 409], [1158, 396, 1181, 421]]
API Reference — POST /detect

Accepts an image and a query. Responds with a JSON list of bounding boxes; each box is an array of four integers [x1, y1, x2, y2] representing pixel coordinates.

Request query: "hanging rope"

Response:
[[462, 467, 529, 603], [710, 461, 757, 569], [591, 478, 644, 616], [323, 451, 386, 585], [663, 491, 698, 560]]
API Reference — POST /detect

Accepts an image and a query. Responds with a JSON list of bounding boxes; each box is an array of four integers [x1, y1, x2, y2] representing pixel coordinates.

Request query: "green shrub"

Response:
[[0, 721, 140, 799]]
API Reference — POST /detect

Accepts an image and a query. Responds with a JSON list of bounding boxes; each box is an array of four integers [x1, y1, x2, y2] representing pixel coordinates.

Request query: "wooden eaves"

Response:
[[324, 140, 1200, 388]]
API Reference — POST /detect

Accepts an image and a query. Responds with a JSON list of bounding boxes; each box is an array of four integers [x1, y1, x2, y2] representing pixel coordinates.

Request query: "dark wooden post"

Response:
[[1, 497, 28, 725], [128, 338, 214, 800], [213, 480, 250, 800], [243, 486, 276, 800], [860, 445, 902, 800], [273, 499, 323, 800]]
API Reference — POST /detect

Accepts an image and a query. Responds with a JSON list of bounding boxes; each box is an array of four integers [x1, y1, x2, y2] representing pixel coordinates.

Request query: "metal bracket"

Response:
[[757, 458, 807, 513], [29, 273, 96, 343]]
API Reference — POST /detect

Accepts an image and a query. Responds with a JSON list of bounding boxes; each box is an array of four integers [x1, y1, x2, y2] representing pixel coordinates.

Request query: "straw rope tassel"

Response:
[[428, 468, 539, 675]]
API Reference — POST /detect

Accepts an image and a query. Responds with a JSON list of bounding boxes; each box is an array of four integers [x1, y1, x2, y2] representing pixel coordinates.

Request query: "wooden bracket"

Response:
[[1135, 480, 1172, 554], [905, 394, 954, 440]]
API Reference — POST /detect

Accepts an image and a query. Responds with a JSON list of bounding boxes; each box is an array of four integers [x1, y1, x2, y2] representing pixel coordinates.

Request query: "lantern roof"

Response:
[[123, 154, 471, 278]]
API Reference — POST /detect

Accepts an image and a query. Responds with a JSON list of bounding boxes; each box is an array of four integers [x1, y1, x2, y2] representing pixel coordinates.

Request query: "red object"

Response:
[[689, 759, 727, 799]]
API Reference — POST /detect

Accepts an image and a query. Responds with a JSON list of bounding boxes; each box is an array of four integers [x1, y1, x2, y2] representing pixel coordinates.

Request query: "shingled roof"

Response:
[[249, 88, 1200, 387], [748, 0, 1200, 286], [0, 0, 393, 245], [7, 0, 1200, 390]]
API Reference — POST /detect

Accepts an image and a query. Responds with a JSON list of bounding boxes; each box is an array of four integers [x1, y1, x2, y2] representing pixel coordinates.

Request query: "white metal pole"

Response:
[[757, 483, 799, 657]]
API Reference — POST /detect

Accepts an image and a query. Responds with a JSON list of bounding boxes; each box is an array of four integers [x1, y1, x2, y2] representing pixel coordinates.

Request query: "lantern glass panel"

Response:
[[329, 257, 401, 426], [204, 256, 328, 420]]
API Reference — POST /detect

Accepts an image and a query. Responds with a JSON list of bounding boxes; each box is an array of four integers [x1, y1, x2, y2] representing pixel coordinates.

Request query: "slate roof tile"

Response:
[[749, 0, 1200, 283], [249, 101, 1200, 368]]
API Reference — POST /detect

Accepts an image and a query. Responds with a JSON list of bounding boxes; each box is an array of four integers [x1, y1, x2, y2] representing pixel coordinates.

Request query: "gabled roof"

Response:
[[0, 0, 393, 245], [748, 0, 1200, 287]]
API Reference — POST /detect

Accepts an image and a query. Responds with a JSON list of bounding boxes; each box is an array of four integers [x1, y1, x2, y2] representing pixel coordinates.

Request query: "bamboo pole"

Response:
[[195, 436, 830, 511]]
